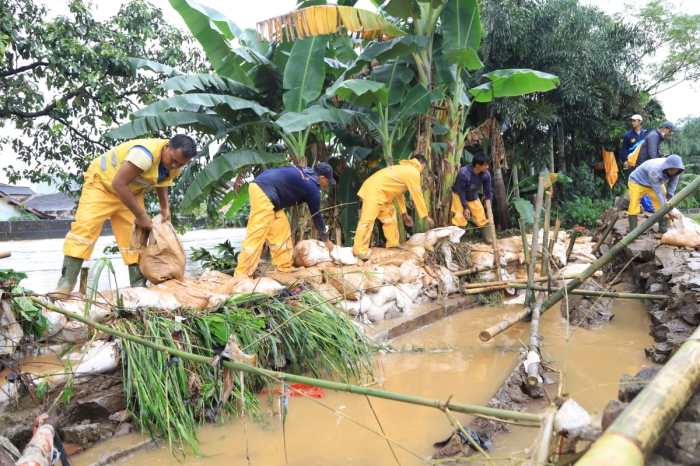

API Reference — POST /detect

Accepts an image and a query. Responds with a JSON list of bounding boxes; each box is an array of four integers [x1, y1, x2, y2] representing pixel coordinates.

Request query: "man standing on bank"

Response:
[[450, 152, 493, 239], [234, 163, 336, 278], [56, 135, 197, 294], [627, 154, 684, 233], [352, 155, 434, 260]]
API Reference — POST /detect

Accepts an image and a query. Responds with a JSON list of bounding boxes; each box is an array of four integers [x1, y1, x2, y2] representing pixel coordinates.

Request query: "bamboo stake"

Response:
[[541, 190, 553, 281], [454, 265, 498, 277], [565, 230, 580, 263], [519, 218, 530, 266], [480, 174, 700, 342], [513, 164, 521, 199], [526, 296, 544, 386], [533, 407, 556, 466], [593, 212, 619, 254], [31, 297, 542, 425], [548, 218, 560, 258], [485, 199, 502, 282], [509, 284, 668, 300], [577, 322, 700, 465], [527, 175, 546, 306]]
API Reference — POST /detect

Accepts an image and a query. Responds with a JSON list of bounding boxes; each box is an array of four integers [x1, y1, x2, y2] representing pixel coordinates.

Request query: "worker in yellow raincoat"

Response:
[[55, 135, 197, 294], [450, 152, 493, 239], [234, 163, 336, 278], [352, 155, 434, 259]]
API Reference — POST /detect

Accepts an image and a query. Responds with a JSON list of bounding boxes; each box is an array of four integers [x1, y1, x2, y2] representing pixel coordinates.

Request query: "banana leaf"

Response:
[[283, 36, 328, 112], [469, 68, 560, 103], [134, 93, 273, 118], [181, 150, 287, 210], [107, 111, 229, 140], [441, 0, 482, 52]]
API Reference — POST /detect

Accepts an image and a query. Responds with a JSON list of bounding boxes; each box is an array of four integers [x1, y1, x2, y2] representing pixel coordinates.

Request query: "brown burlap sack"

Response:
[[132, 216, 186, 284]]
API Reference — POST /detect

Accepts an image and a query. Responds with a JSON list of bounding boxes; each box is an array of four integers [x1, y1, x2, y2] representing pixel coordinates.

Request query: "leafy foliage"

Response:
[[0, 0, 203, 190], [558, 196, 610, 229], [189, 241, 239, 272]]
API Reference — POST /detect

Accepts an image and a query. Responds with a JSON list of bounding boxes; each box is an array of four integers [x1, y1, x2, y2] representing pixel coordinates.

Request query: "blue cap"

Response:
[[660, 121, 676, 131], [314, 162, 336, 185]]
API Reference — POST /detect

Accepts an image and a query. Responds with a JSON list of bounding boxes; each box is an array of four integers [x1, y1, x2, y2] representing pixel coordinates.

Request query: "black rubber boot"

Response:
[[480, 224, 495, 244], [128, 264, 147, 288], [55, 256, 84, 295], [658, 217, 668, 234], [628, 215, 638, 231]]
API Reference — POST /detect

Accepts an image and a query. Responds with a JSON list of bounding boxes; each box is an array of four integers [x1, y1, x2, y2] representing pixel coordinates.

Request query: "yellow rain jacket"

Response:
[[602, 149, 619, 188], [64, 139, 180, 265], [353, 159, 429, 257]]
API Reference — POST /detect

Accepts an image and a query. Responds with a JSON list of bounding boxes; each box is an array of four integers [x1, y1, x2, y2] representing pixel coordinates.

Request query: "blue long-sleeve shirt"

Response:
[[452, 165, 492, 209], [621, 128, 647, 158], [254, 166, 328, 240]]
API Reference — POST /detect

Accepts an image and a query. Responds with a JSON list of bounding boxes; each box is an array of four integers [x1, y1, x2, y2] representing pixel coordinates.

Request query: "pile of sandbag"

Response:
[[661, 211, 700, 249]]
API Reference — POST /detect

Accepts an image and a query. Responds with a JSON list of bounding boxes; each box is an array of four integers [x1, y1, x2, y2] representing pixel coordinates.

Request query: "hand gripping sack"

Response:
[[133, 216, 186, 284]]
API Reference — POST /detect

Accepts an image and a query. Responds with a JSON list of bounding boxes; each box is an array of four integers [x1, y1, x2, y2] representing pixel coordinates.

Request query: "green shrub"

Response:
[[558, 196, 611, 229]]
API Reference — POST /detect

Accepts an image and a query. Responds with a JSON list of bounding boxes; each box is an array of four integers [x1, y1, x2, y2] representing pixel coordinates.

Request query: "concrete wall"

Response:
[[0, 220, 113, 241]]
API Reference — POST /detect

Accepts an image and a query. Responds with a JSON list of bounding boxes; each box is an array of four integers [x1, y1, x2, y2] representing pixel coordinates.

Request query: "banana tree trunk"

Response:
[[492, 165, 509, 229], [557, 121, 566, 174]]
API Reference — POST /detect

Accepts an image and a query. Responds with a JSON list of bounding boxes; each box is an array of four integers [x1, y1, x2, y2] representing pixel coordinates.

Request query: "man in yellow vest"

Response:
[[56, 135, 197, 293], [352, 155, 434, 259]]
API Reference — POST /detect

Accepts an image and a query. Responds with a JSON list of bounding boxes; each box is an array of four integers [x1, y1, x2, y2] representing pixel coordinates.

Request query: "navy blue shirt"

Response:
[[621, 128, 648, 159], [452, 165, 492, 208], [254, 166, 328, 240], [636, 128, 664, 166]]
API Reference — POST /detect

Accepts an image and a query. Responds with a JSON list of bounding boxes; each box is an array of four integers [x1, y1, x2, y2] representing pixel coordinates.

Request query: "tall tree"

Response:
[[0, 0, 203, 190]]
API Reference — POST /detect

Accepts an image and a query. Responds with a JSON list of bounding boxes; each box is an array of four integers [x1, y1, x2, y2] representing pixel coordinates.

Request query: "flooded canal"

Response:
[[73, 296, 652, 465]]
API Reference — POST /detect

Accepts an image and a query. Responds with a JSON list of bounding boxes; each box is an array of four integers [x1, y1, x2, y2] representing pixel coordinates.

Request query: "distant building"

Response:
[[0, 191, 50, 220], [0, 183, 34, 203], [23, 192, 77, 219]]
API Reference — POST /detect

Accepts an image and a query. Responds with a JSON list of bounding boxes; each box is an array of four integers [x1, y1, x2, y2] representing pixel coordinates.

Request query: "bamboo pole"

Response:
[[593, 212, 619, 254], [565, 230, 580, 263], [480, 174, 700, 342], [485, 198, 502, 282], [509, 284, 668, 300], [577, 323, 700, 465], [548, 218, 561, 258], [541, 190, 553, 279], [527, 175, 546, 306], [454, 265, 497, 277], [513, 164, 521, 199], [519, 217, 530, 266], [461, 274, 581, 290], [31, 297, 543, 425], [533, 407, 556, 466], [526, 296, 544, 386]]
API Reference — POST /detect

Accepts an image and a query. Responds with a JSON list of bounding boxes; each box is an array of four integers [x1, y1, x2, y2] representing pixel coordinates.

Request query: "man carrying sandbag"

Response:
[[352, 155, 434, 260], [55, 135, 197, 294], [450, 152, 493, 239], [234, 163, 336, 278], [627, 154, 684, 233]]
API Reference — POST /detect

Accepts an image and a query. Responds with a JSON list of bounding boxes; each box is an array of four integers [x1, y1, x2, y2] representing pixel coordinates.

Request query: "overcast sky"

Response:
[[3, 0, 699, 187]]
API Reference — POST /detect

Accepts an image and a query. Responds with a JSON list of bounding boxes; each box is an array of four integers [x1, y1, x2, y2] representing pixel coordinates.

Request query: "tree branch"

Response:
[[51, 116, 109, 150], [0, 89, 81, 119], [0, 61, 50, 77]]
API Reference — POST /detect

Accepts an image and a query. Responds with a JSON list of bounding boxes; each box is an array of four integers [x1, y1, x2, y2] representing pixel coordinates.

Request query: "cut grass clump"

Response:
[[118, 290, 373, 454]]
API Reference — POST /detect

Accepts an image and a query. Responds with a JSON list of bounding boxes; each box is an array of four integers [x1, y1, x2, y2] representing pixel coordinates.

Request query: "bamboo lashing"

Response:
[[479, 174, 700, 342]]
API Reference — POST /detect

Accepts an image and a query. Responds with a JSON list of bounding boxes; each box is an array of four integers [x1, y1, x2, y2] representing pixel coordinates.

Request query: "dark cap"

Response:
[[660, 121, 676, 131], [314, 162, 336, 185]]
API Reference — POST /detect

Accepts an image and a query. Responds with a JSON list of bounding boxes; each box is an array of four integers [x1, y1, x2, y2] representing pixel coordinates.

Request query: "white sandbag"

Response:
[[53, 320, 89, 344], [0, 380, 18, 407], [436, 266, 459, 294], [338, 299, 361, 317], [232, 277, 285, 295], [406, 245, 426, 259], [559, 263, 602, 280], [395, 283, 422, 313], [405, 233, 426, 247], [330, 247, 358, 265], [55, 298, 112, 323], [64, 340, 120, 377], [366, 301, 399, 323], [294, 240, 332, 267], [399, 261, 423, 283], [313, 283, 343, 304], [381, 265, 401, 284], [555, 398, 592, 434], [662, 213, 700, 249], [119, 287, 181, 312], [41, 309, 67, 339], [0, 301, 22, 357], [358, 295, 374, 315], [370, 285, 398, 306], [424, 226, 465, 250]]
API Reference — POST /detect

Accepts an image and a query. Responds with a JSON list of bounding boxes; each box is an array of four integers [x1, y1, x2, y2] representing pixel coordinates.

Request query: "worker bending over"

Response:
[[450, 152, 493, 238], [626, 121, 675, 168], [234, 163, 335, 278], [627, 154, 684, 233], [57, 135, 197, 293], [352, 155, 434, 259]]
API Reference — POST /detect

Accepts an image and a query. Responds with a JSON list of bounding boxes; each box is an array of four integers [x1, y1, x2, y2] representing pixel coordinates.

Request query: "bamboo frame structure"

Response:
[[485, 199, 502, 282], [479, 174, 700, 342], [31, 297, 543, 425], [577, 323, 700, 465]]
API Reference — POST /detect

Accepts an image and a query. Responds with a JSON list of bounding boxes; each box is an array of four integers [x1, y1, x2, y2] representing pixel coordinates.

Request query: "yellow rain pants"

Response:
[[352, 201, 400, 257], [63, 173, 143, 265], [627, 180, 663, 216], [450, 193, 488, 228], [234, 183, 294, 277]]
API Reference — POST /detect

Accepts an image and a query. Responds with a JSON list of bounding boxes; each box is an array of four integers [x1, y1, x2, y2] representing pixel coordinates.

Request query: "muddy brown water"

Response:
[[72, 298, 651, 466]]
